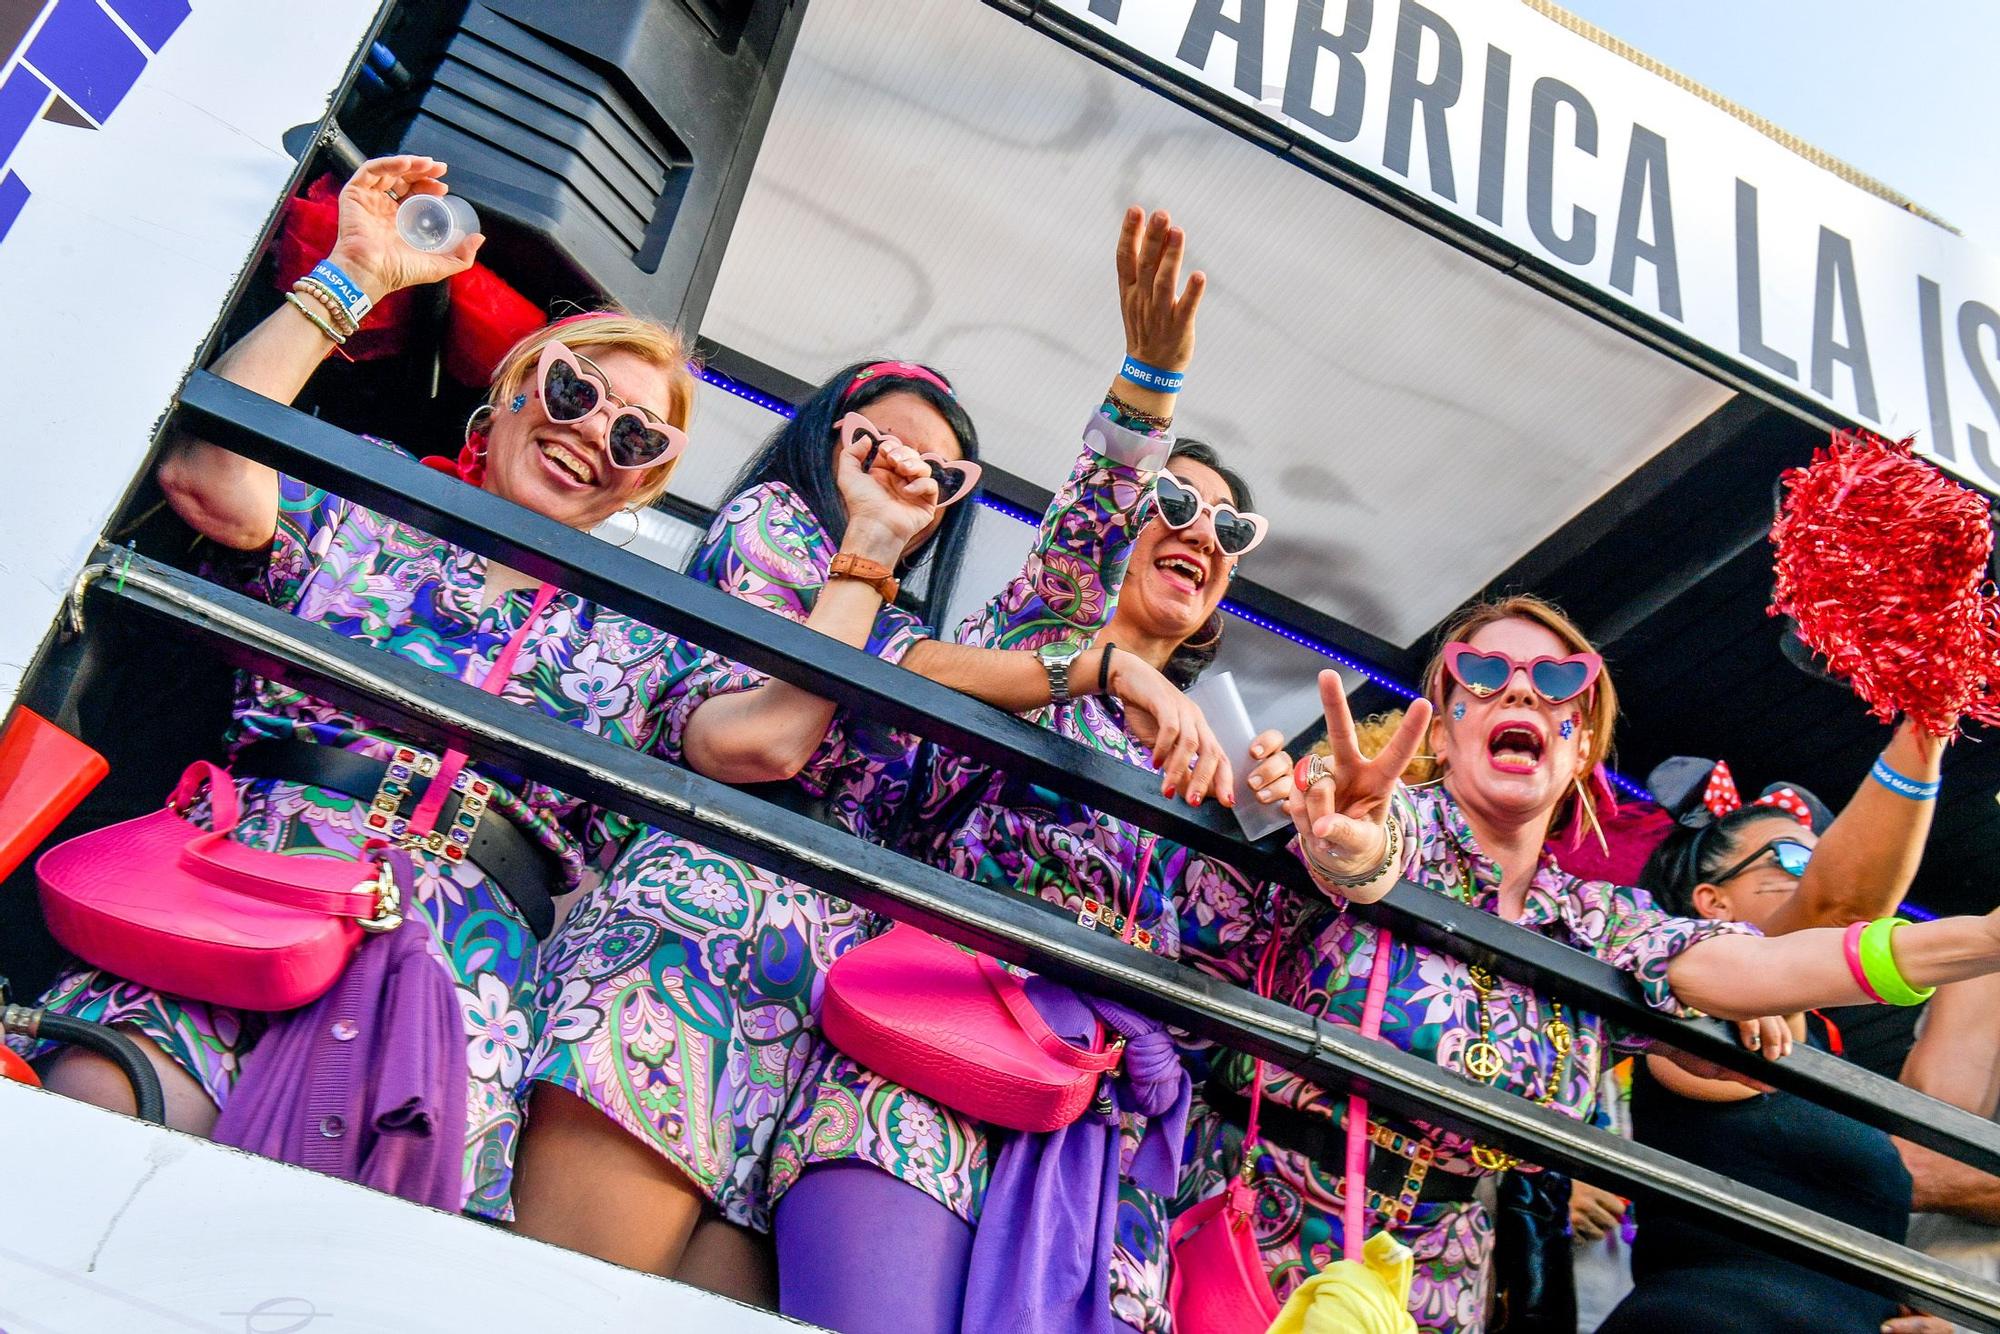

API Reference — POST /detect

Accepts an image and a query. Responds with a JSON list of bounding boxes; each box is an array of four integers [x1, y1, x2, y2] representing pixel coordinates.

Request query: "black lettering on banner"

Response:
[[1384, 0, 1462, 200], [1734, 179, 1798, 380], [1958, 299, 2000, 481], [1808, 227, 1878, 421], [1284, 0, 1373, 143], [1526, 77, 1596, 264], [1088, 0, 1123, 19], [1918, 276, 1956, 461], [1475, 45, 1511, 225], [1608, 125, 1680, 320], [1177, 0, 1267, 97]]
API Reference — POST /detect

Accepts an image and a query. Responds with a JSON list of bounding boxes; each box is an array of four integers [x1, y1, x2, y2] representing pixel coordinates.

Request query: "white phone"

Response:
[[1181, 670, 1293, 841]]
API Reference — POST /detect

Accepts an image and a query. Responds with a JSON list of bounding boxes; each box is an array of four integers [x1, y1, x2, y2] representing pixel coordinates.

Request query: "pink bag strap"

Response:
[[1240, 908, 1286, 1151], [1119, 833, 1159, 946], [977, 955, 1125, 1074], [406, 582, 558, 838], [1341, 930, 1395, 1262], [179, 829, 389, 919], [168, 760, 242, 832]]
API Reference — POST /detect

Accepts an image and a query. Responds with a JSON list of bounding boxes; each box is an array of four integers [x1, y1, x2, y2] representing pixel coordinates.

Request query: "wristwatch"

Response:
[[828, 552, 899, 605], [1038, 639, 1084, 704]]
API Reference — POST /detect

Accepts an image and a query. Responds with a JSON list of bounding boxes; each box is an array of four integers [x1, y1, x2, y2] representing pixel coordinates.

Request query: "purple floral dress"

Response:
[[1175, 783, 1753, 1334], [523, 480, 930, 1232], [21, 455, 711, 1219], [771, 409, 1258, 1334]]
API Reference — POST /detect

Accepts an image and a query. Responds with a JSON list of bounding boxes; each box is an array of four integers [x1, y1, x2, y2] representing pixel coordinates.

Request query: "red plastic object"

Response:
[[0, 1045, 38, 1087], [0, 707, 109, 881]]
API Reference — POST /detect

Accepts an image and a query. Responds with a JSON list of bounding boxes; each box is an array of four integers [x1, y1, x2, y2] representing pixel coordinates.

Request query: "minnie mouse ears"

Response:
[[1647, 756, 1832, 835]]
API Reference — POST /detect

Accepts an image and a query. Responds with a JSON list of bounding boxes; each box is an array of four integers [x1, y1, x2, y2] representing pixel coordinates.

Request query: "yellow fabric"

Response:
[[1264, 1232, 1418, 1334]]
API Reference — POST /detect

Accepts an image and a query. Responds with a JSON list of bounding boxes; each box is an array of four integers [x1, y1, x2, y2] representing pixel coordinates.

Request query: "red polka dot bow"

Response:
[[1702, 760, 1814, 827]]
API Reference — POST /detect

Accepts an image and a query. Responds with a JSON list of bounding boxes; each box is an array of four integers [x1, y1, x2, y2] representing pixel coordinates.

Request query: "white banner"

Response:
[[1048, 0, 2000, 495], [0, 0, 380, 709]]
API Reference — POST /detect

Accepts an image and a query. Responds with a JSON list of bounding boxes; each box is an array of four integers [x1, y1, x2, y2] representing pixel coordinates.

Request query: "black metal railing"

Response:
[[66, 544, 2000, 1330], [173, 369, 2000, 1181]]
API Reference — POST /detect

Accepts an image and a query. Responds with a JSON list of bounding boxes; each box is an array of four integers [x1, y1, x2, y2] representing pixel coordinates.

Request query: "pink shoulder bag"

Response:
[[820, 836, 1161, 1133], [1169, 918, 1396, 1334], [38, 584, 555, 1012]]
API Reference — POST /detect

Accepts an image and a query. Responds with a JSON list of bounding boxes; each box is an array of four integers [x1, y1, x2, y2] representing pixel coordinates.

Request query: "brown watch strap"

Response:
[[828, 552, 900, 604]]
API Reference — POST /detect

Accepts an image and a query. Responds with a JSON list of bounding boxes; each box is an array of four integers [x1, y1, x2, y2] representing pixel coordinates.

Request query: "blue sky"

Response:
[[1556, 0, 2000, 249]]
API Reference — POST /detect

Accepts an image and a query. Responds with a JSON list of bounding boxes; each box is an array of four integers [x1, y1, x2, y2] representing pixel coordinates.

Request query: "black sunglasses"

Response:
[[1709, 836, 1813, 886]]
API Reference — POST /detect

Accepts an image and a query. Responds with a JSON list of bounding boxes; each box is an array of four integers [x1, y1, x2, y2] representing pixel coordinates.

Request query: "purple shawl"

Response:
[[961, 977, 1191, 1334], [212, 852, 467, 1211]]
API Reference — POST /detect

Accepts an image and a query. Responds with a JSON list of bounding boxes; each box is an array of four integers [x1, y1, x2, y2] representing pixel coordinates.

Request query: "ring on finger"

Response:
[[383, 186, 404, 203], [1293, 754, 1334, 789]]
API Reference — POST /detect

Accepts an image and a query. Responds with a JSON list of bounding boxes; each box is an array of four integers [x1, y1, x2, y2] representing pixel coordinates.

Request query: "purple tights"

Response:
[[776, 1163, 973, 1334]]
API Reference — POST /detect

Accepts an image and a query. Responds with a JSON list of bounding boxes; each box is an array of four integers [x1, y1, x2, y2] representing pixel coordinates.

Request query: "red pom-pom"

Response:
[[1769, 430, 2000, 739]]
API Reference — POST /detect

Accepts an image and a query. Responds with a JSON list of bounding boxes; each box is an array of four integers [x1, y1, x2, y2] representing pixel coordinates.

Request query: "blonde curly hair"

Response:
[[1313, 708, 1439, 784]]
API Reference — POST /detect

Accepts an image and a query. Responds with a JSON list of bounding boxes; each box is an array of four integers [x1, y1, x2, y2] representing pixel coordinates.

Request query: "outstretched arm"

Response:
[[159, 157, 479, 549], [1665, 914, 2000, 1021], [1763, 717, 1944, 934]]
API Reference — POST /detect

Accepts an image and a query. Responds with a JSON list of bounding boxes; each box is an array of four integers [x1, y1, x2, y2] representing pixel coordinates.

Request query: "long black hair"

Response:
[[1637, 807, 1786, 918], [713, 359, 981, 627], [1160, 437, 1255, 689]]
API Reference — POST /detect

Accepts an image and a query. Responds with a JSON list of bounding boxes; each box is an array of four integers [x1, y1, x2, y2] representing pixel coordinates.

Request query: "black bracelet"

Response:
[[1098, 642, 1115, 696]]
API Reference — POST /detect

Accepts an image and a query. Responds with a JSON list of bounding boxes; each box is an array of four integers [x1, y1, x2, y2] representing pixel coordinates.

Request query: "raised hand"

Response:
[[1286, 671, 1431, 892], [326, 156, 483, 305], [832, 417, 939, 562], [1115, 206, 1206, 377]]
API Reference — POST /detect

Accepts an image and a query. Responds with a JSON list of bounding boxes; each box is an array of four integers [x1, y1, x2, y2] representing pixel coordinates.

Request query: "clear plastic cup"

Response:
[[396, 193, 479, 253]]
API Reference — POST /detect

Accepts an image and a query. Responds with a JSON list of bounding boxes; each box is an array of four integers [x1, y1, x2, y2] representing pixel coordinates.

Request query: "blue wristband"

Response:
[[1870, 756, 1939, 801], [308, 259, 373, 322], [1119, 356, 1185, 393]]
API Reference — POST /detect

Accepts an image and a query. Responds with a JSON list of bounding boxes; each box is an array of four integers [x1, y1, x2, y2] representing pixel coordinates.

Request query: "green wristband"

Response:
[[1857, 917, 1936, 1007]]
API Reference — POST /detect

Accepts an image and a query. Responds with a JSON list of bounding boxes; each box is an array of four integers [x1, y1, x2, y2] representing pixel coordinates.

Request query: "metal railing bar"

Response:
[[165, 379, 2000, 1178], [74, 552, 2000, 1329]]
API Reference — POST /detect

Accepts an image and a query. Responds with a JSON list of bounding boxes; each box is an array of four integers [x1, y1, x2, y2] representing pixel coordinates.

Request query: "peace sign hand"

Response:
[[1286, 671, 1431, 901], [325, 156, 483, 306]]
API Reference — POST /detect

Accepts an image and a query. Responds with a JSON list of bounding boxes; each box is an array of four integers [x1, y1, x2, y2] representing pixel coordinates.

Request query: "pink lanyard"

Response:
[[403, 582, 558, 839], [1241, 913, 1392, 1264]]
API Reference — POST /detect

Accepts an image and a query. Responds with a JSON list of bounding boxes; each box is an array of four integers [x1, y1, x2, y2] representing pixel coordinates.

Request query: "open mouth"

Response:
[[1154, 553, 1207, 593], [540, 439, 599, 486], [1486, 720, 1545, 774]]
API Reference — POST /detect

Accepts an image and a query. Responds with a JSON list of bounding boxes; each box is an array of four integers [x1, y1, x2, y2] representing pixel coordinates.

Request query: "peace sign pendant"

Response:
[[1461, 1039, 1504, 1082]]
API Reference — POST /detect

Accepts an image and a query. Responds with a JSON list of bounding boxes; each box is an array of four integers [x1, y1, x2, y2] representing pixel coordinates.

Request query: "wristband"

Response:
[[308, 259, 374, 324], [1841, 921, 1887, 1004], [1870, 756, 1940, 801], [1119, 356, 1185, 393], [1857, 917, 1936, 1007], [1304, 812, 1402, 891], [1098, 642, 1115, 697]]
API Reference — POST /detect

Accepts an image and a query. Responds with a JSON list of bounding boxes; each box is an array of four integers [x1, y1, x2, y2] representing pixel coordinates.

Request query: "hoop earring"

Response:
[[464, 404, 496, 457], [600, 506, 641, 549], [1181, 610, 1224, 653]]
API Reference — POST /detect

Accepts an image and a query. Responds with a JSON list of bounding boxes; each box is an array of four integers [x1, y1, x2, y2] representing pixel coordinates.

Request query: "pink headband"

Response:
[[843, 360, 954, 401]]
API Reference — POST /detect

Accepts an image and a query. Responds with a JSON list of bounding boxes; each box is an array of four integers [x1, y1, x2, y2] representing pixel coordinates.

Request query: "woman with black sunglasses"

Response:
[[1597, 721, 1954, 1334], [511, 207, 1246, 1308]]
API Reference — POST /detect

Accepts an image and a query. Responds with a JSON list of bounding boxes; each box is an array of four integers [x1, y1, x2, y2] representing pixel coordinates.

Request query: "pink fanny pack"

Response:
[[38, 760, 402, 1011], [1168, 921, 1396, 1333], [38, 583, 557, 1013]]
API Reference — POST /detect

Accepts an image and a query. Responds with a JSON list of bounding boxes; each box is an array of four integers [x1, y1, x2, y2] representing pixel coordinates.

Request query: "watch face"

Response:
[[1040, 640, 1082, 665]]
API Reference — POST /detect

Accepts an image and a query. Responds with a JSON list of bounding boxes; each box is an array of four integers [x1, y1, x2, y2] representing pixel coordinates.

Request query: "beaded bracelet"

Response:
[[1870, 756, 1940, 801], [1304, 812, 1403, 892], [284, 291, 347, 345], [1119, 355, 1185, 393], [1857, 917, 1936, 1006], [1106, 391, 1173, 431], [292, 279, 358, 338], [307, 259, 373, 325]]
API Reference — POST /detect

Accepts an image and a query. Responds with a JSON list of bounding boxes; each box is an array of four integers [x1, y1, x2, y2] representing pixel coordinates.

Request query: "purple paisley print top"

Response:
[[224, 445, 715, 889]]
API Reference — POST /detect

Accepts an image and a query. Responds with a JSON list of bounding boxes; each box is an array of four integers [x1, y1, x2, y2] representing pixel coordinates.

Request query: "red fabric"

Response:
[[274, 174, 544, 385], [1770, 430, 2000, 739]]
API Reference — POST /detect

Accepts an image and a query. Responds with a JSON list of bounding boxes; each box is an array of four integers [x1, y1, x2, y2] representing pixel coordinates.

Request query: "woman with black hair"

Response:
[[768, 211, 1302, 1334], [512, 207, 1237, 1299], [1598, 717, 1951, 1334]]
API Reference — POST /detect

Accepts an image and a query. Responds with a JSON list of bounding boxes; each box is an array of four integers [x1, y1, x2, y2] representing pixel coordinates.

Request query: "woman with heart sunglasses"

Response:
[[23, 158, 808, 1224], [1180, 593, 2000, 1334], [1595, 728, 1958, 1334]]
